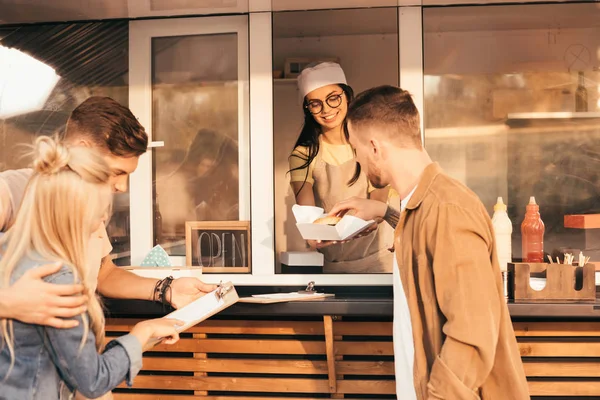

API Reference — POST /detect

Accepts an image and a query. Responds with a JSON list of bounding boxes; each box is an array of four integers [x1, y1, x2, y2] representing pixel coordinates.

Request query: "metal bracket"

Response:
[[298, 280, 316, 294], [215, 280, 232, 300]]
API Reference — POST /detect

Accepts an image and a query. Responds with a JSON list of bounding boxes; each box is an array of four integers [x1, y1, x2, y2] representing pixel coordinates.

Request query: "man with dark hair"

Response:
[[330, 86, 529, 399], [0, 96, 216, 327]]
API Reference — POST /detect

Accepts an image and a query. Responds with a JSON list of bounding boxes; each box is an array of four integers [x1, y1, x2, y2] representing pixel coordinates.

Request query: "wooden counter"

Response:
[[104, 289, 600, 399]]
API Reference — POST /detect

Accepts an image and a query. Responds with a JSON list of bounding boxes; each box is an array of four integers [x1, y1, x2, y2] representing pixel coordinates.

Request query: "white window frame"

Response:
[[127, 8, 425, 286], [128, 15, 250, 268], [126, 0, 249, 18]]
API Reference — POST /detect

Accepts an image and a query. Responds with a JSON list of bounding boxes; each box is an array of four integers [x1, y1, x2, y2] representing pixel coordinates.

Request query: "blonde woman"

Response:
[[0, 137, 183, 400]]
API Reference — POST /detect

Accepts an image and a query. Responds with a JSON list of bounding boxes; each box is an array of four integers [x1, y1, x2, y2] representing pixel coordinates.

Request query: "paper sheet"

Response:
[[252, 292, 326, 300], [237, 292, 335, 304], [166, 290, 224, 330]]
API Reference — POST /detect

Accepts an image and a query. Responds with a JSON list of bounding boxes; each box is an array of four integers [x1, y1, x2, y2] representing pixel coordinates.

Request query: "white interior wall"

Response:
[[424, 23, 600, 213], [425, 27, 600, 75]]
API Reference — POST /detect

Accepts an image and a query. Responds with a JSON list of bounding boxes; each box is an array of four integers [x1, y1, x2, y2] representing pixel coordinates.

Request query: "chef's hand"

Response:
[[329, 197, 387, 222], [306, 223, 378, 250], [169, 278, 218, 309], [307, 239, 337, 249]]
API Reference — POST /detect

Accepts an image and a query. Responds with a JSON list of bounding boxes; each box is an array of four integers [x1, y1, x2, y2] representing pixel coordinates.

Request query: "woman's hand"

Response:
[[329, 197, 387, 222], [131, 318, 184, 351], [307, 239, 341, 249], [306, 221, 378, 250]]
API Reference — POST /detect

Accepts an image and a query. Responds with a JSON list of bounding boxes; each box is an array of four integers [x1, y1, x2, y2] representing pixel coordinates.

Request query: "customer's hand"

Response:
[[328, 197, 387, 222], [170, 278, 218, 309], [131, 318, 184, 351], [1, 262, 87, 328]]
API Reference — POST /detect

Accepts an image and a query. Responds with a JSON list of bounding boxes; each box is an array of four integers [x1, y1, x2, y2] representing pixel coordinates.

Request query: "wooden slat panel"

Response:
[[337, 380, 396, 395], [519, 342, 600, 357], [119, 338, 326, 354], [141, 357, 328, 374], [336, 341, 394, 356], [529, 381, 600, 396], [514, 322, 600, 337], [140, 357, 394, 375], [106, 319, 325, 335], [118, 376, 330, 393], [333, 322, 393, 336], [523, 361, 600, 377], [324, 316, 337, 393], [337, 361, 395, 375]]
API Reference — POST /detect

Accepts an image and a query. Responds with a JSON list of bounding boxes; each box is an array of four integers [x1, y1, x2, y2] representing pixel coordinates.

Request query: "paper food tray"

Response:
[[292, 204, 375, 241]]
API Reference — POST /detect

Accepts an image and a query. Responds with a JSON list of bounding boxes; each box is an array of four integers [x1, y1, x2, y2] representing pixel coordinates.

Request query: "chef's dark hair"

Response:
[[287, 84, 354, 196]]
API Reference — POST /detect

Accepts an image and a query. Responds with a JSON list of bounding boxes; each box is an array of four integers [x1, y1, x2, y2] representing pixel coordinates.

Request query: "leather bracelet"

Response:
[[152, 278, 164, 302], [160, 276, 174, 306], [383, 205, 400, 229], [153, 276, 174, 305]]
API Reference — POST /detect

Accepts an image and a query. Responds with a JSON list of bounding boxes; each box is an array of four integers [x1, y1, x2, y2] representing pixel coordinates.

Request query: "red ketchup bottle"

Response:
[[521, 196, 545, 263]]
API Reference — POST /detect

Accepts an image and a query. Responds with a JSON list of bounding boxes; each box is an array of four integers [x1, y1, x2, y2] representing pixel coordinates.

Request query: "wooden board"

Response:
[[508, 262, 596, 303], [564, 214, 600, 229]]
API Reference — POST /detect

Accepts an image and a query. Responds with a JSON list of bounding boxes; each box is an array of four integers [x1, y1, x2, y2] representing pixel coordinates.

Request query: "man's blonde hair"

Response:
[[0, 136, 112, 375]]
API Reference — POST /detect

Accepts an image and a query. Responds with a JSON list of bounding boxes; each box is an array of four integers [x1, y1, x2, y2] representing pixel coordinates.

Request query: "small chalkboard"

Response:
[[185, 221, 251, 273]]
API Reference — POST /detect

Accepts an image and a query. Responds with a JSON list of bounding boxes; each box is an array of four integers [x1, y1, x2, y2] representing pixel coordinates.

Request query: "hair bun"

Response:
[[32, 136, 70, 175]]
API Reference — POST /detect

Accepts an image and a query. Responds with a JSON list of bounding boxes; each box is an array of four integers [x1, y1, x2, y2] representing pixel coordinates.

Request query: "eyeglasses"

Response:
[[305, 93, 344, 115]]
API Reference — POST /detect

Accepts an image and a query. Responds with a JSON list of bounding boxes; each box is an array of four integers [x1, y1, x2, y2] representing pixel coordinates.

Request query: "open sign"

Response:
[[185, 221, 251, 273]]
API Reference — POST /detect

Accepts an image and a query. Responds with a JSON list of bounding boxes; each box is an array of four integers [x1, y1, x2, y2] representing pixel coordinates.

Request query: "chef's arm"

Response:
[[291, 182, 316, 206]]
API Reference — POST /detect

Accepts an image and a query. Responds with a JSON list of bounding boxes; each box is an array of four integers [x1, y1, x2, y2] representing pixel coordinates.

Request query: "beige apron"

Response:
[[312, 150, 394, 273]]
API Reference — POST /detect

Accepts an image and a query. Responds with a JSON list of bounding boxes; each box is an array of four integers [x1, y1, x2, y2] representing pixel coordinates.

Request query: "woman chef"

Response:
[[287, 62, 396, 273]]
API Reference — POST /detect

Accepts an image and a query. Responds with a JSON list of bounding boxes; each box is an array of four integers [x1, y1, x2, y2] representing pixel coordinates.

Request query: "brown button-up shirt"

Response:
[[394, 163, 529, 400]]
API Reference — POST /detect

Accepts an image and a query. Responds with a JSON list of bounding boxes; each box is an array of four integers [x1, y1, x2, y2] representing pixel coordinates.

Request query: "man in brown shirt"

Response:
[[334, 86, 529, 399]]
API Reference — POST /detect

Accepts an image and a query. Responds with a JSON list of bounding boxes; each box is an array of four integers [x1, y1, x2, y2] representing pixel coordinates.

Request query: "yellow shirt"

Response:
[[289, 141, 377, 192]]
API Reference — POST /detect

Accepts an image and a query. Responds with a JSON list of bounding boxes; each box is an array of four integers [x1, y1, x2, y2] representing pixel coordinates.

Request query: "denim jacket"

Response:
[[0, 253, 143, 400]]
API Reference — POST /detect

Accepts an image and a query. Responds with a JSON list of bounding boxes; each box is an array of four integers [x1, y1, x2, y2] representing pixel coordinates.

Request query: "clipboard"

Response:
[[148, 281, 238, 346]]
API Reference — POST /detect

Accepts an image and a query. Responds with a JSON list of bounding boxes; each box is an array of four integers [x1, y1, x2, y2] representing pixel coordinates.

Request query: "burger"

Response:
[[313, 216, 342, 226]]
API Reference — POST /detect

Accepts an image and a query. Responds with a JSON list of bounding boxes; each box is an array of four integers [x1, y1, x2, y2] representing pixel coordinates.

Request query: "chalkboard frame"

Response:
[[185, 221, 251, 273]]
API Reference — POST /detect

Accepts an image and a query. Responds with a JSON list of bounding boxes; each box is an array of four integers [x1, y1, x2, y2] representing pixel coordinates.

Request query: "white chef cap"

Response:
[[297, 62, 347, 99]]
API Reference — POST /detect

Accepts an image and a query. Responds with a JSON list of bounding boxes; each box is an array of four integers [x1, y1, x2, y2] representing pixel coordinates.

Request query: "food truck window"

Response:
[[272, 7, 400, 274], [0, 20, 132, 265], [423, 3, 600, 261], [128, 16, 250, 267]]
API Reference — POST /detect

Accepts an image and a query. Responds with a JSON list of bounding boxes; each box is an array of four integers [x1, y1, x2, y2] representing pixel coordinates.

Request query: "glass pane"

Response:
[[273, 8, 400, 274], [424, 3, 600, 261], [152, 33, 241, 256], [0, 21, 131, 265]]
